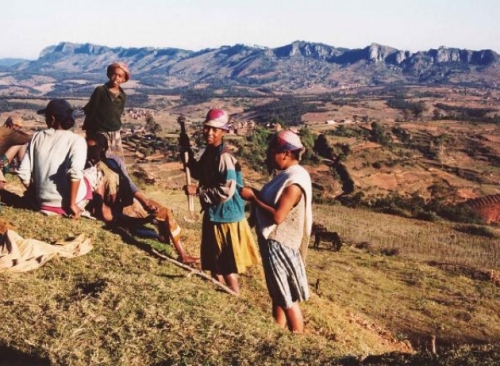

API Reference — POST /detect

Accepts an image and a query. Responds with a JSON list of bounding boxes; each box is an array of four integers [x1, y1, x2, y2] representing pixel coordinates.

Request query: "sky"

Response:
[[2, 0, 499, 59]]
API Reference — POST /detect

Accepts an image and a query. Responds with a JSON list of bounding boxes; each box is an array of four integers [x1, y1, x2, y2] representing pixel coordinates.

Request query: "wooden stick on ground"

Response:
[[151, 248, 239, 297]]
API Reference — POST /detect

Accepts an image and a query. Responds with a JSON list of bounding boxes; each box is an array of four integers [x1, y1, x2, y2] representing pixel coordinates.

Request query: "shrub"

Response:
[[414, 209, 440, 222], [362, 193, 483, 224], [380, 247, 400, 256], [454, 224, 497, 238]]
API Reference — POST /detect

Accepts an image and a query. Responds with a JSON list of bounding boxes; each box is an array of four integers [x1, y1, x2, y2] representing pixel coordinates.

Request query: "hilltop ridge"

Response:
[[1, 40, 499, 96]]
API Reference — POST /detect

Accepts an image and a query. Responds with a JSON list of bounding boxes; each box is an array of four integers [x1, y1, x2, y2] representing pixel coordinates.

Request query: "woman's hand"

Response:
[[68, 204, 82, 220], [239, 186, 256, 201], [143, 200, 158, 214], [184, 184, 198, 196]]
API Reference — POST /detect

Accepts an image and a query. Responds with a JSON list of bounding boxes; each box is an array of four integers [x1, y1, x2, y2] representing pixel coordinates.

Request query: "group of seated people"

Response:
[[2, 98, 198, 264]]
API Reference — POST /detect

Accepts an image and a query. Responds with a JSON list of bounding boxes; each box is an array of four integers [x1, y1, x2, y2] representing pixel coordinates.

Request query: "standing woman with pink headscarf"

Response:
[[83, 62, 131, 158], [184, 108, 260, 295], [240, 129, 313, 333]]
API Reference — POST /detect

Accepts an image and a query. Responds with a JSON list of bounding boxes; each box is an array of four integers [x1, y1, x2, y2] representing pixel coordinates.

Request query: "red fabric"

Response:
[[205, 109, 227, 122], [203, 109, 230, 130], [40, 177, 92, 215]]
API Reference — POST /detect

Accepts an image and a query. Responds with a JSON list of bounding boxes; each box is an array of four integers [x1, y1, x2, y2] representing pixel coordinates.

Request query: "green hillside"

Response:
[[1, 173, 499, 365]]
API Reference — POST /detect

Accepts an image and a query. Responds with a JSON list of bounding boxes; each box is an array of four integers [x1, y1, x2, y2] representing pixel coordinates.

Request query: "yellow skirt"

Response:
[[201, 215, 260, 275]]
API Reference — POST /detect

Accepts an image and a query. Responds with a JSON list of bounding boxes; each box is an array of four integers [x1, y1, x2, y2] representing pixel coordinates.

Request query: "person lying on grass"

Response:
[[84, 132, 199, 265]]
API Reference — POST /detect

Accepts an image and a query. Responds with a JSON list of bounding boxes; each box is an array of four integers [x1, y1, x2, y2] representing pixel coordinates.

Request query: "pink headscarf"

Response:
[[269, 129, 304, 152], [203, 109, 230, 131], [107, 62, 131, 82]]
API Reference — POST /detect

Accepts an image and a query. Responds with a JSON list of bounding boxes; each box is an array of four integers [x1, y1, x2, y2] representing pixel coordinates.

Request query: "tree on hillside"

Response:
[[411, 102, 427, 119], [313, 134, 334, 160], [297, 127, 318, 164], [387, 98, 427, 121], [432, 108, 441, 120], [236, 127, 272, 173], [370, 122, 392, 146], [145, 113, 162, 135]]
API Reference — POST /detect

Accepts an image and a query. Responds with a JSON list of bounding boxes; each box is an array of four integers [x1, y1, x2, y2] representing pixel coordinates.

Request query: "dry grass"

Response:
[[0, 174, 500, 365], [314, 204, 500, 269], [2, 85, 500, 364]]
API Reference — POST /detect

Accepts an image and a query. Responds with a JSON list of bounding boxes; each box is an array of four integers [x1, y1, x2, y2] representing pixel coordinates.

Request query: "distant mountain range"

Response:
[[0, 58, 27, 67], [1, 41, 499, 95]]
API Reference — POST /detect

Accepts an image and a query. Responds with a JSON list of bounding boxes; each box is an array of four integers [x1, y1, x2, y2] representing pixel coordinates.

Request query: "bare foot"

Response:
[[179, 255, 200, 265]]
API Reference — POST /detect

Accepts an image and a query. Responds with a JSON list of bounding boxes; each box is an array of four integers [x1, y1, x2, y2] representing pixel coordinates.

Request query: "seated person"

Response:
[[0, 115, 32, 190], [16, 99, 90, 218], [85, 132, 199, 264], [3, 114, 28, 169]]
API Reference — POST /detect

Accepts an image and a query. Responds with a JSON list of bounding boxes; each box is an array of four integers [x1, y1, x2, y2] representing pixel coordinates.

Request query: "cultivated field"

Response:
[[1, 85, 500, 365]]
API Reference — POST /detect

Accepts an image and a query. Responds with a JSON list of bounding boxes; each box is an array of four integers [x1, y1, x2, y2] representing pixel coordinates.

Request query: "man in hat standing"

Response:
[[17, 99, 89, 218], [82, 62, 130, 159], [184, 108, 259, 295]]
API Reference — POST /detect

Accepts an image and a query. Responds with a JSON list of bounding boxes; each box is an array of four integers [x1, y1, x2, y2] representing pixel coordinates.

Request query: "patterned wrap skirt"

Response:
[[258, 237, 310, 309], [104, 130, 124, 160], [201, 214, 260, 275]]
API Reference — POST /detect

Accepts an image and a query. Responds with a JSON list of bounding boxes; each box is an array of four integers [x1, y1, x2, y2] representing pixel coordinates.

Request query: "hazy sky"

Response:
[[2, 0, 499, 59]]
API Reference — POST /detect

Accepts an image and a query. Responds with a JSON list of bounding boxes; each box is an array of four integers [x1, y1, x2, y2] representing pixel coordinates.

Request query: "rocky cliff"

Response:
[[4, 40, 500, 93]]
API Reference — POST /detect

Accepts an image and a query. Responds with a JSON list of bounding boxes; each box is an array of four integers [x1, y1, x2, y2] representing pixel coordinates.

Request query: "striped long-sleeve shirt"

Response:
[[188, 143, 246, 223]]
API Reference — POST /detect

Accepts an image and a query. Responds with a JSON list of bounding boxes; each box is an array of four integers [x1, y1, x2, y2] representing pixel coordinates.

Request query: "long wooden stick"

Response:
[[178, 115, 200, 223], [182, 151, 199, 223], [151, 248, 239, 296]]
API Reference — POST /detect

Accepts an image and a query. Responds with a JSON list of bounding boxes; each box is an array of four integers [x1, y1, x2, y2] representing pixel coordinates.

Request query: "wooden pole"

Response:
[[151, 248, 239, 297], [177, 115, 200, 223], [431, 334, 437, 355]]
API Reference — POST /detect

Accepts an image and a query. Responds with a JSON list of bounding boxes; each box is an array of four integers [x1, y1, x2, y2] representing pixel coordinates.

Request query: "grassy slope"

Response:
[[0, 176, 500, 365]]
